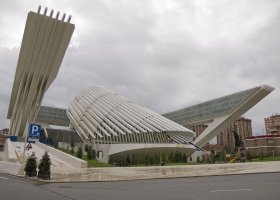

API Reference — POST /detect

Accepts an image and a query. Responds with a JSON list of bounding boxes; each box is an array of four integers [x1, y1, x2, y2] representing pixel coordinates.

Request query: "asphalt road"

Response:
[[0, 173, 279, 200]]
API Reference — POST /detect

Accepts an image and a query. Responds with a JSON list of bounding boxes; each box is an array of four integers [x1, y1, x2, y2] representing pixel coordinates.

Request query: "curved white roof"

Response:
[[67, 86, 194, 144]]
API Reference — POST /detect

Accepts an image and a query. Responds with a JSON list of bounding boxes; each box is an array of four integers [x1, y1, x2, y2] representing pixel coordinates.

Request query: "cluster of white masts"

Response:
[[37, 5, 72, 23]]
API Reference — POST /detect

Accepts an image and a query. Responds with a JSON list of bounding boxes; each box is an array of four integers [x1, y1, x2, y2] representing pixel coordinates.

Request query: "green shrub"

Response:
[[24, 152, 37, 177], [77, 146, 83, 159], [38, 151, 51, 179], [246, 151, 252, 161], [87, 146, 93, 160], [71, 147, 74, 155], [196, 156, 200, 163]]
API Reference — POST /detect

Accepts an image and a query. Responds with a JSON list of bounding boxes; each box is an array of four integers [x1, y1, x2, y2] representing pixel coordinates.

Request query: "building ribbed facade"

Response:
[[7, 6, 74, 137], [67, 86, 194, 145]]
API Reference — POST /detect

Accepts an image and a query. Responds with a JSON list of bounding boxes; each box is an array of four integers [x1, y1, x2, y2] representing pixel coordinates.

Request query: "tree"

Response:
[[54, 140, 59, 148], [246, 150, 252, 161], [92, 149, 96, 159], [71, 147, 74, 155], [168, 152, 174, 163], [149, 154, 154, 165], [131, 154, 136, 165], [38, 151, 51, 179], [218, 151, 226, 162], [87, 146, 93, 160], [144, 154, 149, 165], [70, 137, 75, 148], [175, 151, 179, 163], [24, 152, 37, 177], [210, 150, 216, 164], [126, 155, 131, 165], [233, 123, 242, 150], [182, 153, 187, 163], [77, 146, 83, 159], [85, 144, 89, 152], [196, 156, 200, 163], [161, 152, 166, 163]]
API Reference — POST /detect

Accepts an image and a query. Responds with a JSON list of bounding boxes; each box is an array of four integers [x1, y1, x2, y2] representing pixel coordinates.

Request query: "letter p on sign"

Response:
[[28, 124, 41, 138]]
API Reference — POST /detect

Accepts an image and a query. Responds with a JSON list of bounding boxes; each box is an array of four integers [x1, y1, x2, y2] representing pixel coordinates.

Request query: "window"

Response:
[[267, 139, 274, 144]]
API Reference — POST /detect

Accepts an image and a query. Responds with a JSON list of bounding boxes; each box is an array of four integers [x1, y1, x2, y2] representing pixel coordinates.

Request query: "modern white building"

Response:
[[7, 6, 75, 137], [6, 7, 275, 165], [67, 86, 196, 162]]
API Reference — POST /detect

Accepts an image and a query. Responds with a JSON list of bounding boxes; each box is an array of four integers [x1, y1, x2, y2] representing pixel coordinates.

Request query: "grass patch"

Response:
[[84, 157, 112, 167], [250, 156, 280, 162], [57, 147, 72, 155], [57, 147, 112, 167]]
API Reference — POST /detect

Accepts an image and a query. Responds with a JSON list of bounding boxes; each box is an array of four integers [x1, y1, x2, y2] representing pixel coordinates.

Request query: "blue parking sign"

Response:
[[28, 124, 41, 138]]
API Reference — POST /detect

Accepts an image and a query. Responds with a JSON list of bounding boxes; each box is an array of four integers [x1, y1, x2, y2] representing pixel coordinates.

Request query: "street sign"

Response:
[[26, 143, 32, 150], [28, 123, 41, 142]]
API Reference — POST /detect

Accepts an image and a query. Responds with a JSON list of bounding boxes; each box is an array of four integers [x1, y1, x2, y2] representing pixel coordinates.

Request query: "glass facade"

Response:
[[37, 106, 70, 126], [163, 87, 261, 125]]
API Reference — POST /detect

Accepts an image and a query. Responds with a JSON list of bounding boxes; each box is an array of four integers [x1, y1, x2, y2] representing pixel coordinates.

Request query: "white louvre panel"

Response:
[[67, 85, 194, 143], [83, 97, 127, 135], [66, 110, 88, 140], [114, 101, 160, 132], [98, 96, 142, 133], [130, 102, 184, 131], [88, 92, 140, 133], [170, 132, 191, 144], [109, 96, 155, 132], [74, 93, 113, 137], [86, 90, 138, 133], [128, 104, 171, 131], [87, 87, 151, 133], [79, 90, 130, 135], [83, 113, 103, 138], [101, 94, 146, 133], [125, 103, 163, 131]]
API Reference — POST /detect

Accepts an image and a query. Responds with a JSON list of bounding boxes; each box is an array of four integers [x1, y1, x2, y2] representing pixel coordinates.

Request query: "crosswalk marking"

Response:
[[210, 189, 252, 192]]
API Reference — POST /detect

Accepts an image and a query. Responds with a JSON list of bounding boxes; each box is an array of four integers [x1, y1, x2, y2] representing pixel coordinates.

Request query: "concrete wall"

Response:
[[94, 144, 111, 163], [4, 138, 18, 163], [0, 161, 21, 175], [36, 142, 87, 168]]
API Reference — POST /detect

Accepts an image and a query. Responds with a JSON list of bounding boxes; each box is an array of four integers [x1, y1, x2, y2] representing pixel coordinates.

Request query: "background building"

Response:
[[265, 114, 280, 135], [217, 117, 252, 152], [245, 135, 280, 157], [187, 117, 252, 153]]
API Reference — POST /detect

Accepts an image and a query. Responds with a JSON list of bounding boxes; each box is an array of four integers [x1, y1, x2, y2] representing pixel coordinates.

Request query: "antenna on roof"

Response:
[[62, 13, 66, 22], [50, 9, 54, 18], [67, 15, 72, 23], [37, 5, 41, 14], [55, 11, 60, 20], [44, 7, 48, 16]]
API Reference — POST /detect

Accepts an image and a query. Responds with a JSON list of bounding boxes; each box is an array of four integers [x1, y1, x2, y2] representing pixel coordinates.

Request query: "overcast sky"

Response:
[[0, 0, 279, 135]]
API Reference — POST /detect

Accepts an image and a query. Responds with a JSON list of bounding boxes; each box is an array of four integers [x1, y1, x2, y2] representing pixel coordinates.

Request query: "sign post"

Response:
[[21, 124, 41, 163]]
